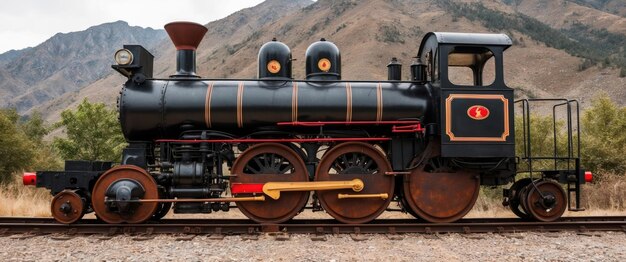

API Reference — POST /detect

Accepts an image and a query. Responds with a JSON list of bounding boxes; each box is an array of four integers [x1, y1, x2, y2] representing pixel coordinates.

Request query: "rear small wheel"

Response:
[[508, 178, 532, 220], [524, 180, 567, 222]]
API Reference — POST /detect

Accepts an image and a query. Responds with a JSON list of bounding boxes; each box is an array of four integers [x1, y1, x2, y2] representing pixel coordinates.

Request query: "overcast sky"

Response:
[[0, 0, 265, 54]]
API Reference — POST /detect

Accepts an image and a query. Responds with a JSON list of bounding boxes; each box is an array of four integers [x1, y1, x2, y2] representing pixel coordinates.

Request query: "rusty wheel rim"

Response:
[[91, 165, 159, 224], [403, 160, 480, 223], [231, 143, 309, 224], [519, 184, 531, 216], [315, 142, 394, 224], [51, 190, 85, 224], [509, 178, 532, 220], [525, 180, 567, 222]]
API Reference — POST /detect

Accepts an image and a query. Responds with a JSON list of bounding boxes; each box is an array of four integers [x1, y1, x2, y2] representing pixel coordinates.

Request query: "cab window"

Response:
[[447, 46, 495, 86]]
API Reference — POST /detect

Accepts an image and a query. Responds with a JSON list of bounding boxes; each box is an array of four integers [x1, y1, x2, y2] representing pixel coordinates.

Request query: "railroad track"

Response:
[[1, 216, 626, 239]]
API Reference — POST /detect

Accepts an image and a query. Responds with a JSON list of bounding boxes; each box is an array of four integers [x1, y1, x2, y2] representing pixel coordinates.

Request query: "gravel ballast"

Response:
[[1, 231, 625, 261]]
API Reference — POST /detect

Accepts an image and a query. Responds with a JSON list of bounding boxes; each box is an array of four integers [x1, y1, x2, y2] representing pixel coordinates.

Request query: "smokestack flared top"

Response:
[[164, 21, 208, 50]]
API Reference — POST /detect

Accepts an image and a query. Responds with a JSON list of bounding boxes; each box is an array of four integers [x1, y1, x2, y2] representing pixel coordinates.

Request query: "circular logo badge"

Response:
[[318, 58, 331, 72], [267, 60, 281, 74], [467, 105, 490, 120]]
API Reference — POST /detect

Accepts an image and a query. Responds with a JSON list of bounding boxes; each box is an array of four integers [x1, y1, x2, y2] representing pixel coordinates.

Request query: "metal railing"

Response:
[[515, 98, 584, 211]]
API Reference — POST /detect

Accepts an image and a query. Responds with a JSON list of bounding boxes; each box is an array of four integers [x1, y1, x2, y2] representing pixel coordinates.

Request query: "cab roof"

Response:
[[425, 32, 512, 49]]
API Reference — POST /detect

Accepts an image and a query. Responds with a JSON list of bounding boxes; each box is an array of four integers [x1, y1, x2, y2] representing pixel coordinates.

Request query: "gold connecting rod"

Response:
[[337, 193, 389, 200], [263, 179, 364, 200]]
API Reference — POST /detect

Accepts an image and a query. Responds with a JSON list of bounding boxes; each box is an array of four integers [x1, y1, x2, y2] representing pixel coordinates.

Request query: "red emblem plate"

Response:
[[467, 105, 489, 120]]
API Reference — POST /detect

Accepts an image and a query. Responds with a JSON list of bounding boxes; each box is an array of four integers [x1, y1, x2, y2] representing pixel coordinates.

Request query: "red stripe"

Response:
[[156, 137, 391, 144], [231, 183, 264, 194], [277, 120, 420, 126]]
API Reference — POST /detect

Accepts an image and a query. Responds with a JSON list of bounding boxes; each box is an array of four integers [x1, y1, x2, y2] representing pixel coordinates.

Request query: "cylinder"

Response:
[[169, 187, 210, 198], [387, 57, 402, 81], [173, 162, 205, 186]]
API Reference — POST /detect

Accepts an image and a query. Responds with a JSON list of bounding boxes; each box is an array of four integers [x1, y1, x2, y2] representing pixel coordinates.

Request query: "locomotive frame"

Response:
[[24, 22, 591, 224]]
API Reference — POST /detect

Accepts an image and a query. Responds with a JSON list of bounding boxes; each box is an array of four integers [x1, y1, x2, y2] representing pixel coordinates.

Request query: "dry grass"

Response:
[[0, 176, 51, 217], [582, 173, 626, 211]]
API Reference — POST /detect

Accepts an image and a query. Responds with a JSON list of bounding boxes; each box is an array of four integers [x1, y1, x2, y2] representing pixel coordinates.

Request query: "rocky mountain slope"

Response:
[[568, 0, 626, 16], [0, 21, 165, 112], [0, 48, 31, 66], [3, 0, 625, 123], [502, 0, 626, 34]]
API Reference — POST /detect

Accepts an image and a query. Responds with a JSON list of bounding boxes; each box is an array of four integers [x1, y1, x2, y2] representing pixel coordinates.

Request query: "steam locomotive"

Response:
[[24, 22, 592, 224]]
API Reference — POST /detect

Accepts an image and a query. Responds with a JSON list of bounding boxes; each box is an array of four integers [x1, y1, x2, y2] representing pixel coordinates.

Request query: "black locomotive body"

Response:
[[27, 22, 590, 224], [119, 79, 430, 140]]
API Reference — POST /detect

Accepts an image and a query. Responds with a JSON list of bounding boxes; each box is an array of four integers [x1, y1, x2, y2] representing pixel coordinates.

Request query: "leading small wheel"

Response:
[[524, 179, 567, 222], [51, 190, 85, 224], [91, 165, 159, 224]]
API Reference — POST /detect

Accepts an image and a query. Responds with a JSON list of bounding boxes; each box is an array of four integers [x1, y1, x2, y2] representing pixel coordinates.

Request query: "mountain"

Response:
[[0, 21, 166, 112], [32, 0, 314, 122], [502, 0, 626, 34], [13, 0, 626, 124], [0, 48, 31, 66], [568, 0, 626, 17]]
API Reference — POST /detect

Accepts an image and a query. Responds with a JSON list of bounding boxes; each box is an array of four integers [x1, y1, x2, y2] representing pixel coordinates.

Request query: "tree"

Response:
[[514, 114, 568, 172], [580, 94, 626, 177], [53, 99, 126, 162], [0, 110, 35, 184], [21, 112, 63, 171], [21, 112, 47, 144]]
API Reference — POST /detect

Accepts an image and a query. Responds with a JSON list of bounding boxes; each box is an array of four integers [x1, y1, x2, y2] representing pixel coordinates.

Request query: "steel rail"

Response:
[[1, 216, 625, 236]]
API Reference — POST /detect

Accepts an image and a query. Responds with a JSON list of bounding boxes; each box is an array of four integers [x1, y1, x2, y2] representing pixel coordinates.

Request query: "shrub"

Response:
[[377, 23, 404, 44], [0, 110, 35, 184], [53, 99, 126, 162], [580, 94, 626, 178]]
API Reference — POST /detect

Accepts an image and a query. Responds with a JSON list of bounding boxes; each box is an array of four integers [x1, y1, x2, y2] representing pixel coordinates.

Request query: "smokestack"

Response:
[[164, 22, 208, 78]]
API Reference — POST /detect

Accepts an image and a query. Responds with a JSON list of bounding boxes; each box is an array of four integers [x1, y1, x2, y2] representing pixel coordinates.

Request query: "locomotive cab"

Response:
[[418, 32, 515, 160]]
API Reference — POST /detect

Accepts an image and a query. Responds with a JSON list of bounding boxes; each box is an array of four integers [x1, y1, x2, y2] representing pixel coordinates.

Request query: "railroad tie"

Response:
[[310, 227, 327, 241]]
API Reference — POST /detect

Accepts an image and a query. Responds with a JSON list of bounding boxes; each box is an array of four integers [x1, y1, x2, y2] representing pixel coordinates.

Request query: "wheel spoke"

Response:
[[245, 164, 260, 174], [363, 158, 374, 171], [269, 153, 277, 170], [253, 157, 264, 171], [262, 153, 270, 169], [341, 154, 349, 167], [350, 153, 358, 167], [356, 155, 366, 167], [332, 159, 344, 172], [279, 163, 293, 174]]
